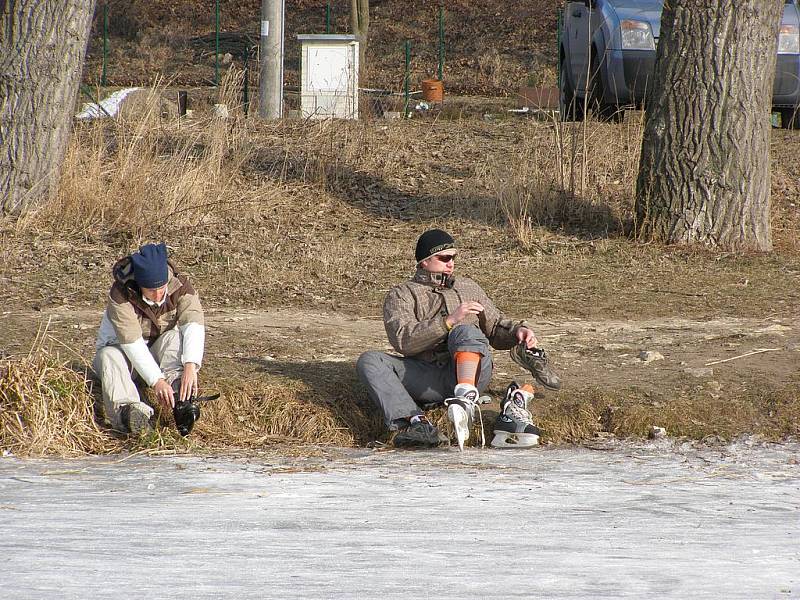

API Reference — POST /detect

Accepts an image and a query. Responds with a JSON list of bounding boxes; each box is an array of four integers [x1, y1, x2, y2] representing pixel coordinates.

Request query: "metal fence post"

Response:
[[214, 0, 220, 85], [102, 3, 108, 86], [438, 5, 444, 82], [326, 2, 331, 34], [404, 40, 411, 117]]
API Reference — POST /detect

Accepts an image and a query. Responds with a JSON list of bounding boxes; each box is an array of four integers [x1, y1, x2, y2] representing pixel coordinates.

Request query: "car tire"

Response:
[[778, 107, 799, 130], [590, 56, 624, 123], [559, 59, 584, 122]]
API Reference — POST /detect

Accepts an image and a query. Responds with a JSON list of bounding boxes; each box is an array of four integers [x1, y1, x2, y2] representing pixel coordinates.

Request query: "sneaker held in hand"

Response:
[[510, 344, 562, 390]]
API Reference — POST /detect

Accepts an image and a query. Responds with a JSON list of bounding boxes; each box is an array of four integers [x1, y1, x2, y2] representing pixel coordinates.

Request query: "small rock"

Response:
[[639, 350, 664, 363], [786, 342, 800, 352], [684, 367, 714, 378], [222, 52, 233, 65], [601, 343, 631, 351], [648, 426, 667, 439]]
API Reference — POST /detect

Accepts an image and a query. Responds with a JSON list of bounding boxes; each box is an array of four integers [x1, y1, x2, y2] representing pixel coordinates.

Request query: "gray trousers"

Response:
[[356, 325, 493, 430], [92, 328, 185, 431]]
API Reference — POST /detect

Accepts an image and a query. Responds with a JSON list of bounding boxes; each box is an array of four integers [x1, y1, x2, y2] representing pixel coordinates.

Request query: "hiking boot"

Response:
[[491, 382, 541, 449], [510, 344, 562, 390], [120, 402, 153, 435], [393, 418, 446, 448], [444, 383, 485, 451]]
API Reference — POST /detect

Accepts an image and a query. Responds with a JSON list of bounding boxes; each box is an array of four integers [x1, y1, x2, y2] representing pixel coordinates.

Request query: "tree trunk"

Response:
[[1, 0, 97, 215], [634, 0, 783, 251], [350, 0, 368, 75]]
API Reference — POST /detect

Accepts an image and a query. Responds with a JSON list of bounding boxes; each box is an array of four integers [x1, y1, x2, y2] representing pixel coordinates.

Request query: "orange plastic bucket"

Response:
[[421, 79, 444, 103]]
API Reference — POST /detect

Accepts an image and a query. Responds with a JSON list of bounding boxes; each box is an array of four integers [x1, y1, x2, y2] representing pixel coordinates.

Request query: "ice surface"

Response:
[[1, 441, 798, 599]]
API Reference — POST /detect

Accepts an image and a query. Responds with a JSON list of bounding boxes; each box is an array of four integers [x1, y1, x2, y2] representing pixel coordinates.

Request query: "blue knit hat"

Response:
[[131, 243, 169, 289]]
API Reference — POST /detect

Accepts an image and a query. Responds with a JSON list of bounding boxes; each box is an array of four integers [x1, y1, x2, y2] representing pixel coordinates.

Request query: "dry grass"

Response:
[[536, 387, 800, 445], [0, 344, 382, 457], [0, 340, 118, 457], [2, 337, 798, 456], [491, 113, 648, 249], [16, 72, 270, 239], [3, 78, 800, 455]]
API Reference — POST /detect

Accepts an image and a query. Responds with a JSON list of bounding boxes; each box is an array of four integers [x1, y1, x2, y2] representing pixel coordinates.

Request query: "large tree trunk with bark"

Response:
[[635, 0, 783, 251], [350, 0, 368, 75], [1, 0, 96, 215]]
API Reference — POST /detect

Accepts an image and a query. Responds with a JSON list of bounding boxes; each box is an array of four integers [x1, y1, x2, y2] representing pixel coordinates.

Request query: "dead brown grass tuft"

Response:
[[535, 386, 800, 445], [0, 347, 119, 457], [17, 72, 271, 239], [193, 378, 383, 448]]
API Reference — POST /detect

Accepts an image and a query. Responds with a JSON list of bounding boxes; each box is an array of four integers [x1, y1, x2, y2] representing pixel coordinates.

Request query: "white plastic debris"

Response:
[[639, 350, 664, 363], [212, 103, 229, 119], [75, 87, 141, 120]]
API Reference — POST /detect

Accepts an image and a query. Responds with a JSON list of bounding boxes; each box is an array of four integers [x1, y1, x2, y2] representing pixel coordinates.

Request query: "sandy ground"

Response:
[[1, 440, 798, 599], [2, 305, 799, 401]]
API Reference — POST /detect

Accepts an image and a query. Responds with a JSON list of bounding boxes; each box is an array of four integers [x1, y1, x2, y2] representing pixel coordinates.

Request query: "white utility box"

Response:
[[298, 34, 359, 119]]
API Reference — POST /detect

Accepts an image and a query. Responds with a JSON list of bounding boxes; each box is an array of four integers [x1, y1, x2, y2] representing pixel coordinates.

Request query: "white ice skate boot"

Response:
[[444, 383, 484, 451]]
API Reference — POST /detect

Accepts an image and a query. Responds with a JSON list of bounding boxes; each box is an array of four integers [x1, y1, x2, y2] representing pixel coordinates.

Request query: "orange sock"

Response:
[[454, 351, 482, 386]]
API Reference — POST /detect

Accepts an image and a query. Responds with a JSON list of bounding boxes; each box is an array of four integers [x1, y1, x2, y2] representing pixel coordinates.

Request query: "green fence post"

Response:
[[243, 44, 250, 116], [556, 9, 562, 83], [438, 5, 444, 82], [101, 3, 108, 86], [326, 2, 331, 34], [214, 0, 220, 86], [404, 40, 411, 117]]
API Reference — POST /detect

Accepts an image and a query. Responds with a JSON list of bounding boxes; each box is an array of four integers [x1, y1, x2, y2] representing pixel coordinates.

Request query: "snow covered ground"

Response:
[[1, 440, 798, 599]]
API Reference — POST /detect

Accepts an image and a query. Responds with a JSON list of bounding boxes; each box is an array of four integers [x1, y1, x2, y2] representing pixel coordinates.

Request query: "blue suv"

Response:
[[559, 0, 800, 127]]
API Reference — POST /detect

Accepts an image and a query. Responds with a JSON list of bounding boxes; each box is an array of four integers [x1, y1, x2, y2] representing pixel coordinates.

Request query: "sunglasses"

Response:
[[434, 254, 456, 263]]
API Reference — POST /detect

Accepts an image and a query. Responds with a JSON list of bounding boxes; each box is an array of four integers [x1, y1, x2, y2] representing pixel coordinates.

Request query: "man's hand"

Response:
[[516, 326, 539, 349], [445, 301, 485, 328], [179, 362, 199, 403], [153, 378, 175, 409]]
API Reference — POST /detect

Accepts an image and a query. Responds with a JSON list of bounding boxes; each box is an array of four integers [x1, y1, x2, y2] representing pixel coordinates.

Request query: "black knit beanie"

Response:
[[415, 229, 455, 263]]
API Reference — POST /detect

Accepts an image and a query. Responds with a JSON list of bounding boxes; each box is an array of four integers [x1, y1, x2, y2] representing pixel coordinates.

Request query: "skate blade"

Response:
[[447, 404, 470, 451], [490, 431, 539, 449]]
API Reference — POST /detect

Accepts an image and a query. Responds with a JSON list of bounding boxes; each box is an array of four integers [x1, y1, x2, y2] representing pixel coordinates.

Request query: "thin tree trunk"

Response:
[[350, 0, 368, 73], [1, 0, 97, 215], [635, 0, 783, 251]]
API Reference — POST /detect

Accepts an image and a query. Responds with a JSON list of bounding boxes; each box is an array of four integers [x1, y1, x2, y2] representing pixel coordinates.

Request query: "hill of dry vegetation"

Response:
[[2, 1, 800, 457]]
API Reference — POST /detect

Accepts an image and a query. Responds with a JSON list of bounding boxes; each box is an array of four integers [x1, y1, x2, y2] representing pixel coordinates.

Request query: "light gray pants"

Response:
[[356, 325, 493, 430], [92, 328, 185, 431]]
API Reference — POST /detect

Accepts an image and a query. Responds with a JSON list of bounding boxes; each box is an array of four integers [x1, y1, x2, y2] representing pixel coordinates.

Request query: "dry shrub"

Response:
[[186, 378, 383, 448], [19, 71, 268, 238], [0, 348, 117, 457], [492, 118, 644, 247], [536, 386, 800, 444]]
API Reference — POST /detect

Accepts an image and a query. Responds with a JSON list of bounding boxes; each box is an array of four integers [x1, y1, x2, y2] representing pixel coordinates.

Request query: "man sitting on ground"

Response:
[[356, 229, 560, 449], [93, 242, 206, 435]]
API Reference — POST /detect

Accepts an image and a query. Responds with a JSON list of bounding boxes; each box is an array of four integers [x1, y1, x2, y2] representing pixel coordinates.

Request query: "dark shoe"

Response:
[[120, 402, 153, 435], [393, 418, 446, 448], [510, 344, 562, 390], [491, 382, 541, 448]]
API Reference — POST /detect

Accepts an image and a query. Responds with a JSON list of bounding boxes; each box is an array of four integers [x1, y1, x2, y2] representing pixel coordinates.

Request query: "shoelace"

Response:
[[445, 395, 486, 448], [505, 400, 534, 426]]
